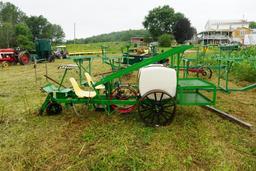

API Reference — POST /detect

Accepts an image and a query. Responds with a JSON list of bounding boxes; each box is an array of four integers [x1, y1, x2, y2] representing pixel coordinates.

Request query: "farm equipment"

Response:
[[101, 46, 124, 71], [101, 43, 160, 72], [212, 44, 256, 93], [40, 45, 220, 126], [33, 39, 54, 62], [53, 45, 68, 59], [0, 39, 54, 67], [122, 43, 159, 65], [216, 57, 256, 93], [182, 57, 213, 79], [0, 48, 30, 67], [175, 46, 213, 79]]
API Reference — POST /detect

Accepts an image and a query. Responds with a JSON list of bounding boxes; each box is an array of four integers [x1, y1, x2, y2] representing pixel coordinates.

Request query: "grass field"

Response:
[[0, 45, 256, 170], [65, 42, 171, 55], [66, 42, 127, 54]]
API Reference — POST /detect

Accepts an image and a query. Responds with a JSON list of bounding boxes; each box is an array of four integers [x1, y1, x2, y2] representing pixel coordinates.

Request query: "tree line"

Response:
[[0, 2, 65, 50], [66, 29, 150, 44]]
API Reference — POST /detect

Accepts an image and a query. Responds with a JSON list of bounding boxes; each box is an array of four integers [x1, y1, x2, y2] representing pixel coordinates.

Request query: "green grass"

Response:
[[66, 42, 172, 55], [0, 44, 256, 170], [66, 42, 129, 55]]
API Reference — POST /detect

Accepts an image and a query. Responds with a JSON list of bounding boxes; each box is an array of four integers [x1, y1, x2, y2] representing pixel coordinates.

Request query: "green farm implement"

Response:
[[101, 43, 159, 72], [39, 45, 253, 128], [214, 45, 256, 93], [181, 44, 256, 93]]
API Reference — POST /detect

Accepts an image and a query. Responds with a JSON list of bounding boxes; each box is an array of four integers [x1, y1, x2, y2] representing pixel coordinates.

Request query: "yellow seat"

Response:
[[84, 72, 105, 90], [69, 77, 96, 98]]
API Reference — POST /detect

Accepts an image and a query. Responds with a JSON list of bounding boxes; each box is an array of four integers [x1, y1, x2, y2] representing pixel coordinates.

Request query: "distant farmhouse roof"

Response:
[[205, 19, 250, 31]]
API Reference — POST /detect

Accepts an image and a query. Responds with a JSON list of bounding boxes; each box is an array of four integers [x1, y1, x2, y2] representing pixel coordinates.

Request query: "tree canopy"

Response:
[[249, 22, 256, 29], [143, 5, 195, 44], [0, 1, 65, 49], [173, 18, 195, 44]]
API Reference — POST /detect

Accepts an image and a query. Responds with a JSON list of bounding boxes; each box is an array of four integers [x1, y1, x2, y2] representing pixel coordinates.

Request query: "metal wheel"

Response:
[[71, 103, 88, 117], [111, 85, 137, 113], [1, 61, 9, 68], [197, 66, 212, 79], [48, 55, 55, 62], [138, 90, 176, 126], [46, 102, 62, 115], [18, 52, 30, 65]]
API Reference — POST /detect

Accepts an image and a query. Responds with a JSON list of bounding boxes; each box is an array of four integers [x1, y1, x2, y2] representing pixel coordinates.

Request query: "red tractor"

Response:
[[0, 48, 30, 67]]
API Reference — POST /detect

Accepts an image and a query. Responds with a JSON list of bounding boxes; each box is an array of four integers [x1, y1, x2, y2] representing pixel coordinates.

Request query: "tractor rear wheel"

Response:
[[138, 90, 176, 126], [18, 52, 30, 65], [46, 102, 62, 115]]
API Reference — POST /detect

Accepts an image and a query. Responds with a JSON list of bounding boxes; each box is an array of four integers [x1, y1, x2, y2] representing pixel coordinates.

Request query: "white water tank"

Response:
[[138, 65, 177, 98]]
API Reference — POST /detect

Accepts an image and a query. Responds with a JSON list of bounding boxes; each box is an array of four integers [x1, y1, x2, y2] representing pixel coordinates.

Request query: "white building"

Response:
[[244, 29, 256, 45], [199, 19, 251, 45]]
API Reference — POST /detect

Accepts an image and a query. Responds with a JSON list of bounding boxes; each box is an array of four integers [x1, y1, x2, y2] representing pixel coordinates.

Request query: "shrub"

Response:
[[233, 62, 256, 82], [158, 34, 174, 47]]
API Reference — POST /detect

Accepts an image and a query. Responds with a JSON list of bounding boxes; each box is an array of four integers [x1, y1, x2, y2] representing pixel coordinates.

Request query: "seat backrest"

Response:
[[139, 66, 177, 97], [69, 77, 83, 96], [84, 72, 94, 88]]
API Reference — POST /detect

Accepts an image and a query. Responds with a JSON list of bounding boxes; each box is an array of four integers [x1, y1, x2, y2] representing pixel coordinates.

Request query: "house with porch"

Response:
[[198, 19, 251, 45]]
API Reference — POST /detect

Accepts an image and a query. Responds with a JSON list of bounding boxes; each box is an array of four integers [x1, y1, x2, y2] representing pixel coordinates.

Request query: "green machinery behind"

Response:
[[32, 39, 52, 62], [180, 44, 256, 93], [216, 44, 256, 92], [101, 43, 159, 72]]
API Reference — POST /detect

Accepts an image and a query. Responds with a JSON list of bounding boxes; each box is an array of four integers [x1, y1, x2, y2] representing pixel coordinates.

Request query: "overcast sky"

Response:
[[3, 0, 256, 40]]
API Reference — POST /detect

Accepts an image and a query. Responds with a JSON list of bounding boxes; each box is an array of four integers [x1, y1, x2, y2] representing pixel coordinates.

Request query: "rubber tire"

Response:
[[46, 102, 62, 115], [18, 52, 30, 65]]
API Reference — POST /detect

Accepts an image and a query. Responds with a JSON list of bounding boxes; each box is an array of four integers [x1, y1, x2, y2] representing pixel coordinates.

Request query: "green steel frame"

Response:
[[101, 46, 124, 71], [69, 56, 93, 85], [215, 45, 256, 92], [216, 57, 256, 93], [40, 45, 217, 115], [180, 45, 256, 93]]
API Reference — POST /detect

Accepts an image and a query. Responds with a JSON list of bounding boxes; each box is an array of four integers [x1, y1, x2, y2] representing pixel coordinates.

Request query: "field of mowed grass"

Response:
[[65, 42, 172, 55], [0, 45, 256, 170], [66, 42, 127, 54]]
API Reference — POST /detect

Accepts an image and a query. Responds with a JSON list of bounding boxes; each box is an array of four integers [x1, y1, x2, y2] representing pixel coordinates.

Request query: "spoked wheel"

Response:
[[138, 90, 176, 126], [1, 61, 9, 68], [71, 103, 88, 117], [46, 102, 62, 115], [197, 66, 212, 79], [18, 52, 30, 65], [111, 85, 137, 113]]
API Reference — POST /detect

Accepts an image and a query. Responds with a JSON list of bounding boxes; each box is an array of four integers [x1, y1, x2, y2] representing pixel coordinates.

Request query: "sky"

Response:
[[3, 0, 256, 40]]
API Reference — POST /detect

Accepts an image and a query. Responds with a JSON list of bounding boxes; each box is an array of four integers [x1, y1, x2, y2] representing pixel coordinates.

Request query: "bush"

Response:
[[158, 34, 173, 47], [233, 62, 256, 82]]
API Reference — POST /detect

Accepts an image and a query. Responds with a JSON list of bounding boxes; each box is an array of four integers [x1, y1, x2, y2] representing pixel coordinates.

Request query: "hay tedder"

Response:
[[0, 48, 30, 67], [39, 45, 252, 128]]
